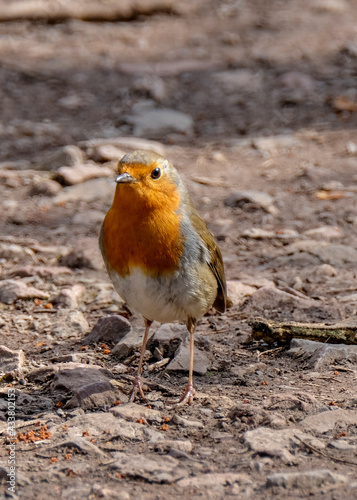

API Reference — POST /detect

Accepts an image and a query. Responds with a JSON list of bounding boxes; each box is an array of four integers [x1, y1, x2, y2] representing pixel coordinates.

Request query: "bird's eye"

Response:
[[151, 167, 161, 180]]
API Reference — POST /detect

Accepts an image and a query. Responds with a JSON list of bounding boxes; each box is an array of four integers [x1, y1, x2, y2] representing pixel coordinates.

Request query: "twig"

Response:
[[296, 437, 357, 467], [257, 346, 284, 358]]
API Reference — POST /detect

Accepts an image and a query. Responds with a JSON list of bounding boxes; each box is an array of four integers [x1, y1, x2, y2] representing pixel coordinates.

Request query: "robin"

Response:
[[99, 150, 227, 405]]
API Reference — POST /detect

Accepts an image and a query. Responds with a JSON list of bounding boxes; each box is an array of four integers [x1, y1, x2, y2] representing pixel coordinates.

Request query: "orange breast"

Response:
[[101, 180, 184, 277]]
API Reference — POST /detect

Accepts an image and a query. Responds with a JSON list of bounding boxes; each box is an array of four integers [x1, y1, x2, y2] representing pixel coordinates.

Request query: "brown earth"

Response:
[[1, 1, 357, 499]]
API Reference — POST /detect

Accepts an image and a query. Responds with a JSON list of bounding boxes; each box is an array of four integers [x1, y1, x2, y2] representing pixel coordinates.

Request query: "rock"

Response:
[[49, 365, 122, 409], [127, 108, 194, 138], [52, 284, 86, 309], [213, 69, 262, 93], [277, 71, 316, 103], [177, 472, 252, 489], [133, 75, 167, 102], [288, 339, 357, 369], [109, 452, 187, 483], [0, 346, 25, 374], [51, 310, 90, 338], [54, 163, 113, 186], [243, 427, 324, 464], [314, 264, 337, 277], [52, 437, 107, 457], [7, 265, 72, 278], [227, 281, 256, 306], [83, 315, 131, 345], [283, 240, 357, 266], [252, 135, 299, 157], [111, 326, 150, 359], [153, 439, 193, 453], [73, 209, 105, 227], [225, 190, 278, 215], [242, 228, 299, 239], [54, 178, 115, 204], [0, 243, 35, 262], [0, 280, 49, 304], [166, 335, 212, 375], [39, 145, 84, 171], [313, 0, 348, 13], [303, 226, 343, 240], [267, 469, 348, 489], [28, 179, 62, 197], [80, 136, 166, 157], [172, 414, 204, 429], [300, 409, 357, 433], [90, 144, 126, 162], [329, 439, 356, 451], [58, 250, 95, 269], [110, 402, 162, 424], [241, 286, 332, 322]]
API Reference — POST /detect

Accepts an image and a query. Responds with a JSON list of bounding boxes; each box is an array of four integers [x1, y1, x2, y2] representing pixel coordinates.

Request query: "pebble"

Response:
[[54, 163, 113, 186], [213, 69, 262, 93], [0, 345, 25, 375], [127, 108, 194, 138], [314, 264, 337, 277], [51, 310, 90, 338], [300, 409, 357, 433], [109, 452, 186, 483], [329, 439, 357, 451], [225, 190, 278, 215], [283, 240, 357, 266], [110, 402, 162, 424], [176, 472, 252, 489], [165, 335, 212, 375], [172, 414, 204, 429], [243, 427, 325, 464], [58, 250, 95, 269], [28, 179, 62, 197], [111, 326, 154, 359], [83, 315, 131, 345], [52, 284, 86, 309], [7, 265, 72, 278], [39, 145, 84, 171], [303, 226, 343, 240], [80, 136, 166, 157], [252, 135, 299, 157], [267, 469, 348, 489], [0, 279, 49, 304], [49, 364, 122, 409], [288, 339, 357, 369], [226, 280, 256, 306], [0, 243, 35, 262], [54, 178, 115, 204], [90, 144, 126, 162]]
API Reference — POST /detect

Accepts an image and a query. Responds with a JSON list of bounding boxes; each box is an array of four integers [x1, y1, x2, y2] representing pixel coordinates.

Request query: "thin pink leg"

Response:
[[129, 319, 152, 402]]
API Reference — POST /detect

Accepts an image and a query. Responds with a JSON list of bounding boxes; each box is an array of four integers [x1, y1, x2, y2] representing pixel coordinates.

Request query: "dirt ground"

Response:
[[1, 1, 357, 498]]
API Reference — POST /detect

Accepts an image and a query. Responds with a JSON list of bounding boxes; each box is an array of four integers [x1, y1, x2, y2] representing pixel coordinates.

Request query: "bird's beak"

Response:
[[115, 172, 136, 184]]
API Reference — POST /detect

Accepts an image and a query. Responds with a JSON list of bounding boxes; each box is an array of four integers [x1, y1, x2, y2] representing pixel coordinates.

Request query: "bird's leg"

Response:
[[167, 318, 196, 406], [129, 319, 152, 402]]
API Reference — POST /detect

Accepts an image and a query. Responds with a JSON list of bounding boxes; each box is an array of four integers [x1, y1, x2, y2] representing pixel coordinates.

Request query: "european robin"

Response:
[[100, 150, 227, 405]]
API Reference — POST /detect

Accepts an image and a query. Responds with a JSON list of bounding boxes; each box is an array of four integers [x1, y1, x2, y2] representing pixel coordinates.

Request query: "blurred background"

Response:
[[0, 0, 357, 162]]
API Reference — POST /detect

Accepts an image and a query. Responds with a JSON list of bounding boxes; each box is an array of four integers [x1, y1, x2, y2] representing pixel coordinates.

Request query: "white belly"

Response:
[[108, 266, 215, 324]]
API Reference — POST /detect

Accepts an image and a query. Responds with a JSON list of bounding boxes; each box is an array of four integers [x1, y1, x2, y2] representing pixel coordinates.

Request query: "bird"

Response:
[[99, 150, 227, 405]]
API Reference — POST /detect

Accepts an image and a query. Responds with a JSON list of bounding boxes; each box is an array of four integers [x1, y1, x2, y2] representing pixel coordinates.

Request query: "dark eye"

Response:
[[151, 167, 161, 179]]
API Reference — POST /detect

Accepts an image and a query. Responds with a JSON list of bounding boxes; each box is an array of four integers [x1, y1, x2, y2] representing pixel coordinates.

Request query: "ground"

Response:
[[1, 0, 357, 498]]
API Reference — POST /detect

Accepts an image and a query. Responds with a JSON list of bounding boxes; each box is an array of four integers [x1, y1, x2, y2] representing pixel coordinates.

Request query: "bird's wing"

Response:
[[189, 208, 227, 313]]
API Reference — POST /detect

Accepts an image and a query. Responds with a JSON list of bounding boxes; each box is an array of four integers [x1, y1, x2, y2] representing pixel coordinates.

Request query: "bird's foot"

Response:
[[166, 382, 195, 407], [128, 376, 148, 403]]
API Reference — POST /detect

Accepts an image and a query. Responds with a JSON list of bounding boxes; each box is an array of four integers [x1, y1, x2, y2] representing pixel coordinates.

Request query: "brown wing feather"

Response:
[[189, 209, 227, 313]]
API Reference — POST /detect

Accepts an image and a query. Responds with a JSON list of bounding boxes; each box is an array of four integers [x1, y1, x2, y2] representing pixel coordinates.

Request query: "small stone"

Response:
[[83, 315, 131, 345], [304, 226, 343, 240], [39, 145, 84, 171], [58, 250, 94, 269], [127, 108, 194, 138], [0, 243, 35, 262], [227, 281, 256, 306], [109, 452, 186, 483], [277, 71, 316, 103], [283, 240, 357, 266], [313, 0, 348, 13], [28, 179, 62, 197], [267, 469, 348, 489], [288, 339, 357, 369], [213, 69, 262, 93], [111, 327, 154, 359], [52, 284, 86, 309], [172, 414, 204, 429], [51, 310, 90, 338], [177, 472, 252, 489], [225, 190, 278, 215], [73, 209, 105, 227], [243, 427, 324, 464], [300, 409, 357, 433], [110, 402, 162, 423], [252, 135, 299, 157], [7, 265, 72, 278], [0, 279, 49, 304], [54, 178, 115, 204], [166, 335, 212, 375], [54, 163, 113, 186], [329, 439, 356, 451], [0, 346, 25, 375], [80, 136, 166, 157], [50, 364, 123, 409], [90, 144, 126, 162], [154, 439, 193, 453], [315, 264, 337, 277]]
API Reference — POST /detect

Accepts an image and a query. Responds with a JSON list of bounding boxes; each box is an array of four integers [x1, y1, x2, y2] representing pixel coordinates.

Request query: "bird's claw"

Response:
[[128, 376, 148, 403], [166, 382, 195, 407]]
